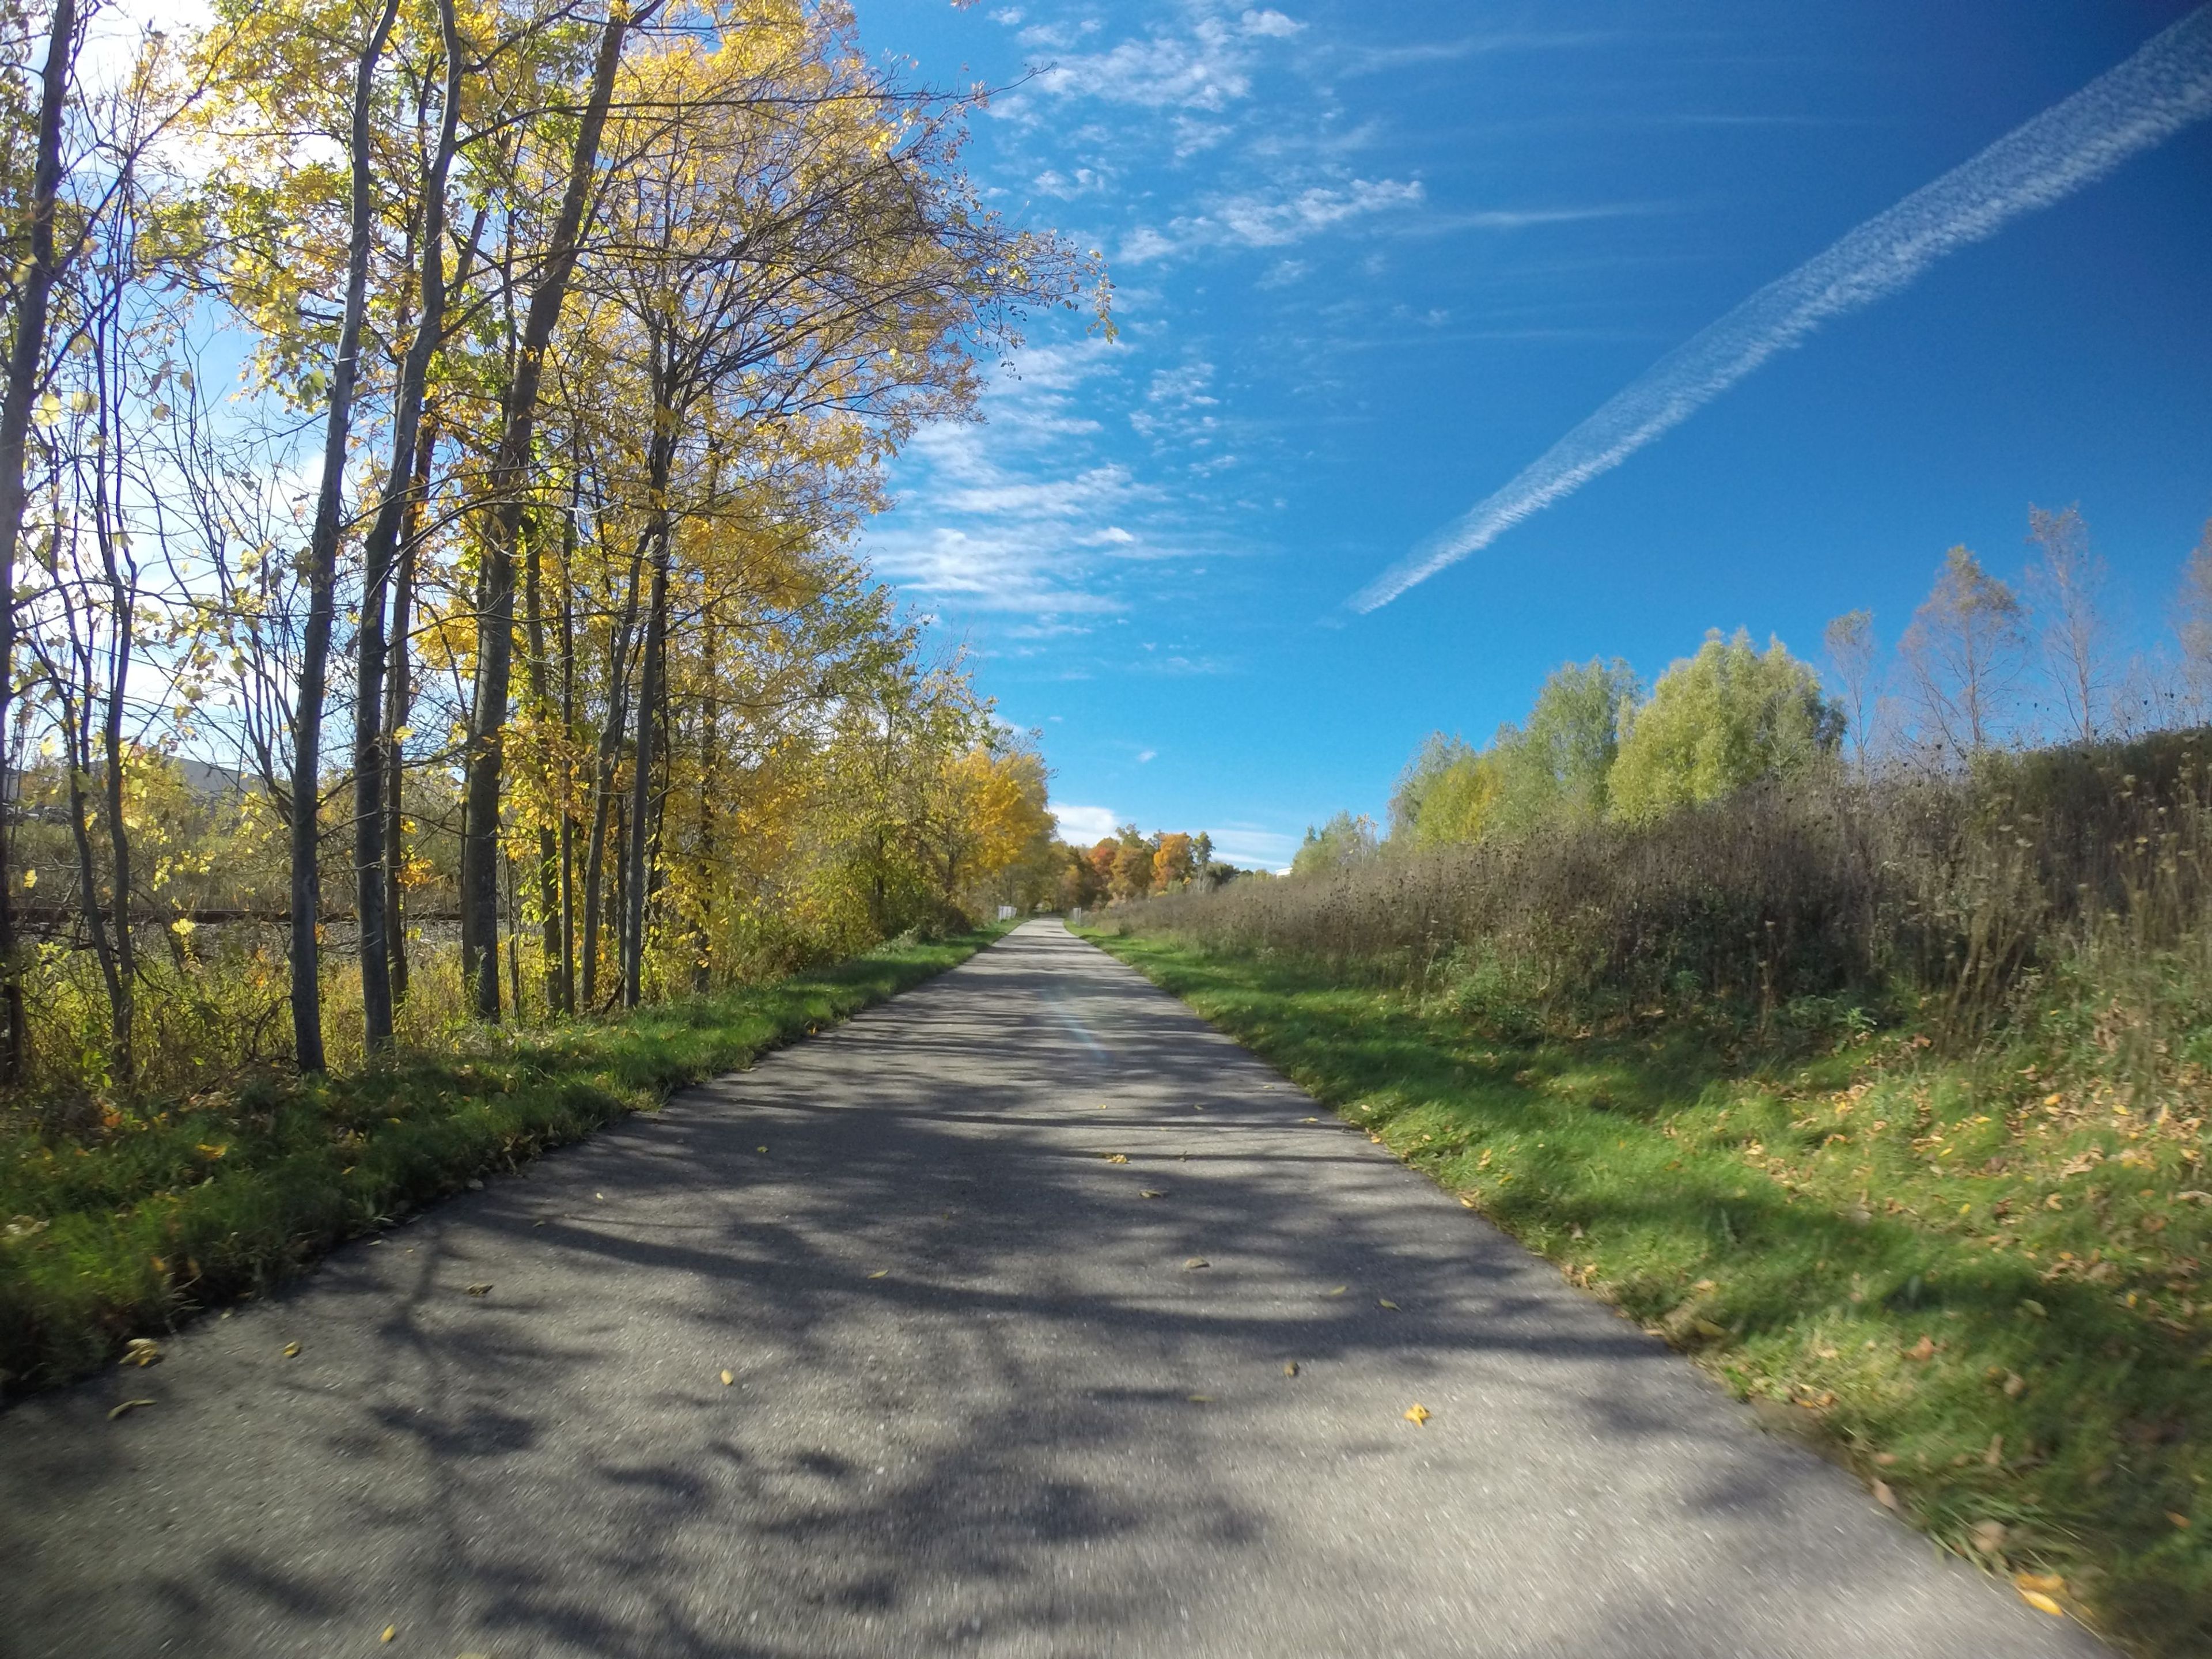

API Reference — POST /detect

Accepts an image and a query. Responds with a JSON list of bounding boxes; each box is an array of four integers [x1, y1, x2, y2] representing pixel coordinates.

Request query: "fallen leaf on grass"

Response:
[[1985, 1434, 2004, 1467], [1403, 1404, 1430, 1426], [2169, 1512, 2193, 1529], [2003, 1372, 2028, 1398], [1184, 1257, 1210, 1271], [2017, 1571, 2064, 1595], [2020, 1590, 2065, 1618], [2020, 1298, 2047, 1318], [721, 1370, 734, 1387], [1969, 1520, 2008, 1555], [1905, 1335, 1936, 1362], [122, 1338, 161, 1368], [282, 1342, 300, 1358], [108, 1399, 155, 1420]]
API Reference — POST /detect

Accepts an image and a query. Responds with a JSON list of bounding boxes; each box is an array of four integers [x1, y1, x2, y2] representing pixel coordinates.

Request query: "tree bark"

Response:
[[522, 515, 563, 1012], [291, 0, 400, 1073], [579, 531, 646, 1010], [459, 2, 639, 1020], [622, 528, 669, 1007], [0, 0, 82, 1085], [353, 0, 462, 1054], [382, 428, 431, 1008]]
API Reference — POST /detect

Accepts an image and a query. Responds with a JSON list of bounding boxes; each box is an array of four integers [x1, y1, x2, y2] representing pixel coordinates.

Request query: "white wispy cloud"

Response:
[[1354, 5, 2212, 612], [1340, 32, 1620, 76], [1122, 177, 1425, 262]]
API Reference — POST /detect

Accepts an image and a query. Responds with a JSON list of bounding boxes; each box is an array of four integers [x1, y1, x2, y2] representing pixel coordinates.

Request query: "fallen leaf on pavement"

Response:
[[464, 1283, 493, 1297], [282, 1341, 300, 1358], [2020, 1590, 2065, 1618], [122, 1338, 161, 1368], [1283, 1362, 1298, 1377], [1103, 1153, 1128, 1164], [1325, 1285, 1347, 1297], [867, 1270, 889, 1279], [2017, 1572, 2065, 1596], [380, 1626, 396, 1643], [756, 1146, 768, 1154], [1872, 1480, 1898, 1511], [108, 1399, 155, 1420], [1378, 1298, 1399, 1310], [1139, 1189, 1164, 1199], [721, 1370, 734, 1387], [1184, 1257, 1210, 1270], [1404, 1404, 1430, 1426]]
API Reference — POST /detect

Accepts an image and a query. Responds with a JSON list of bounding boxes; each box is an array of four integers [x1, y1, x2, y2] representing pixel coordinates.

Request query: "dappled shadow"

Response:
[[0, 923, 2101, 1658]]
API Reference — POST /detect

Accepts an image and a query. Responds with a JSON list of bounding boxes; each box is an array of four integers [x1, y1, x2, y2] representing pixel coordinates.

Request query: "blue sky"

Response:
[[853, 0, 2212, 869]]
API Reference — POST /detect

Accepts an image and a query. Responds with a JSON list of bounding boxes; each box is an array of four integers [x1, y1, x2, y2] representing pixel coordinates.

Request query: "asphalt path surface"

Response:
[[1, 920, 2106, 1658]]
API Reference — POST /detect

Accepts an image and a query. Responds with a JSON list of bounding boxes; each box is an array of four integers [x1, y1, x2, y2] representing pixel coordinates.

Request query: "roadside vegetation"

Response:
[[1090, 516, 2212, 1656]]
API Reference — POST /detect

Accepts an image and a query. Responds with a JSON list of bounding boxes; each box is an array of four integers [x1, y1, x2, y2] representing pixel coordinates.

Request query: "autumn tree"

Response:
[[2174, 520, 2212, 723], [2024, 503, 2112, 746], [1821, 609, 1878, 762], [1608, 630, 1842, 823], [1898, 546, 2028, 762]]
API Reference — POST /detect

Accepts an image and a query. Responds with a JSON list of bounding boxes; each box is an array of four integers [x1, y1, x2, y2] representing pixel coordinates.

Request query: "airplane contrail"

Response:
[[1351, 5, 2212, 614]]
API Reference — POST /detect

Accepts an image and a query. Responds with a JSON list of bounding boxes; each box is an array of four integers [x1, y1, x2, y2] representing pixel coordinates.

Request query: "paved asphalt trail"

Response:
[[1, 921, 2104, 1658]]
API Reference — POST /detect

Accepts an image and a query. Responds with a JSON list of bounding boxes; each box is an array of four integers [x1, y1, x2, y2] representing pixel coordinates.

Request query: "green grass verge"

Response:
[[1080, 924, 2211, 1659], [0, 927, 1007, 1397]]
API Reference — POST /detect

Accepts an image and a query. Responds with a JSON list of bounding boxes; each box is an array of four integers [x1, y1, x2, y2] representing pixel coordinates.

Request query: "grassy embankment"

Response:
[[0, 927, 1006, 1398], [1080, 897, 2210, 1657]]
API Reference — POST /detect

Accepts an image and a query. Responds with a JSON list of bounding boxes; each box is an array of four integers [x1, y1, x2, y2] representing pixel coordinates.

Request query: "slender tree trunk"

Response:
[[622, 534, 667, 1009], [556, 512, 576, 1015], [94, 535, 135, 1085], [0, 0, 81, 1085], [522, 517, 563, 1012], [580, 534, 646, 1009], [608, 791, 627, 1009], [460, 3, 638, 1020], [382, 431, 430, 1009], [693, 611, 716, 992], [353, 0, 462, 1055], [89, 325, 137, 1076], [290, 0, 400, 1073], [620, 408, 675, 1007]]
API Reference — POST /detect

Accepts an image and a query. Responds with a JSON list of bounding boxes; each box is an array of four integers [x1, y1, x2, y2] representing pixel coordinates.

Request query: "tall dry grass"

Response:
[[1121, 729, 2212, 1045]]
